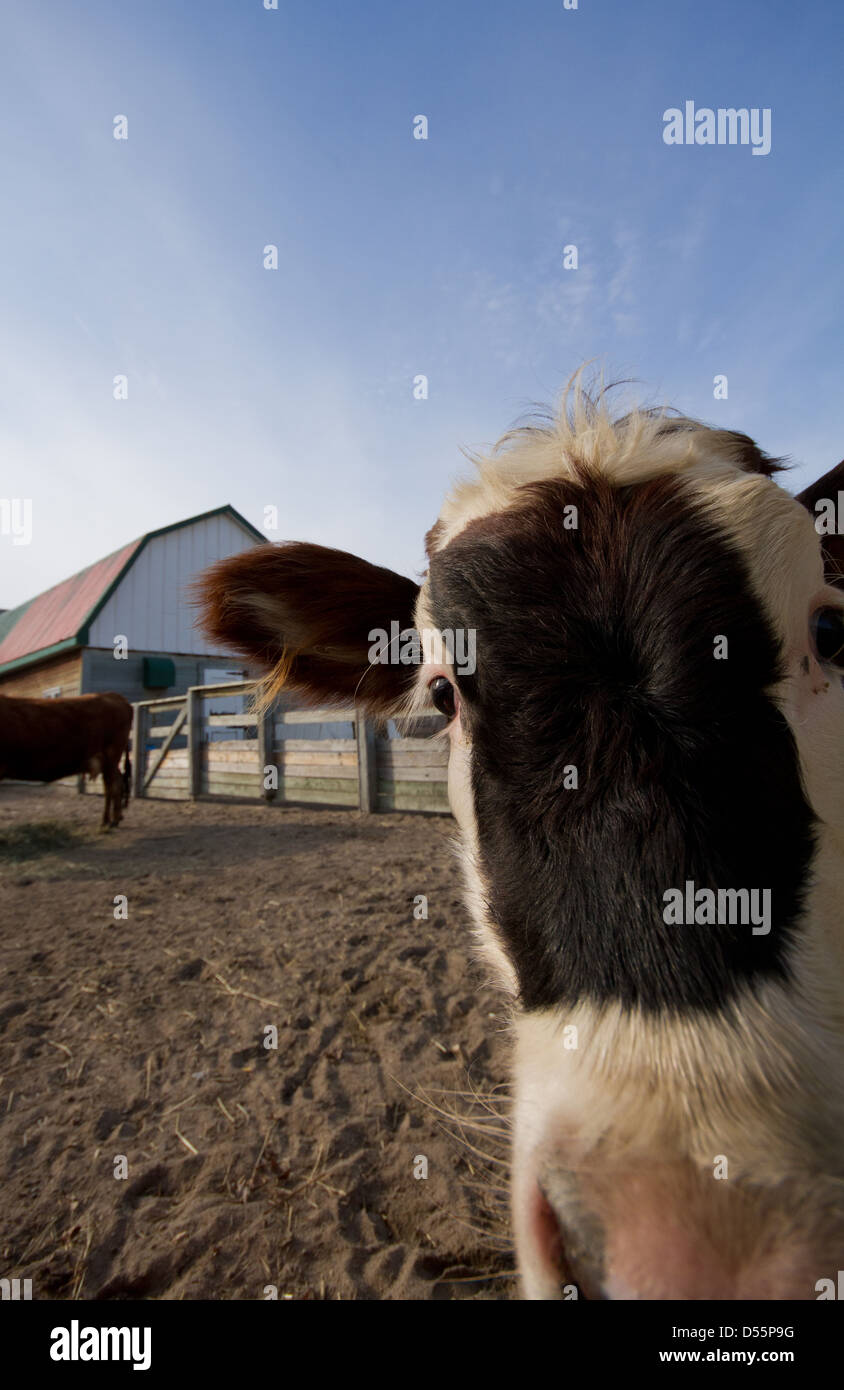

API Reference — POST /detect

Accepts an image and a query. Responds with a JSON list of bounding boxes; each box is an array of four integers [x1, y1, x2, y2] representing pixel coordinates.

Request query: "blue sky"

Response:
[[1, 0, 842, 607]]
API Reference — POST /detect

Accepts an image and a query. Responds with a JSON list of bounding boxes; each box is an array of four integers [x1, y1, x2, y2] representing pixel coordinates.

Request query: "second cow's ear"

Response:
[[194, 542, 420, 713], [797, 460, 844, 589]]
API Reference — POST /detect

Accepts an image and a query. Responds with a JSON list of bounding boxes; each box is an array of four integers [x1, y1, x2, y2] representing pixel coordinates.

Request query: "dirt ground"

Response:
[[0, 784, 515, 1301]]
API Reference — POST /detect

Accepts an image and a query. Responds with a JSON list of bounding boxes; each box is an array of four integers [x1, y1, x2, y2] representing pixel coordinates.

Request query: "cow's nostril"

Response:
[[528, 1173, 613, 1300], [534, 1185, 564, 1273], [532, 1183, 606, 1299]]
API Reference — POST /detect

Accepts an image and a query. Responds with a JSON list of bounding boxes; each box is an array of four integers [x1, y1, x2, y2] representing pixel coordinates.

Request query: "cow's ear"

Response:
[[720, 428, 784, 477], [797, 461, 844, 589], [194, 542, 420, 713]]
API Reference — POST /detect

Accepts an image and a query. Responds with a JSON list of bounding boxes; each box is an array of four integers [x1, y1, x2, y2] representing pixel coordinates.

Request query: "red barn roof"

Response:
[[0, 504, 263, 676], [0, 539, 140, 668]]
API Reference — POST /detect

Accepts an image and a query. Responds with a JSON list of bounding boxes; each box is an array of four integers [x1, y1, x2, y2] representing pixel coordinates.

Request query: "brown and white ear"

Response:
[[194, 542, 420, 714], [797, 460, 844, 589]]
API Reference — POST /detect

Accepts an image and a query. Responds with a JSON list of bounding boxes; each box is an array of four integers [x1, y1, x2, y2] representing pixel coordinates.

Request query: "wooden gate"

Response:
[[129, 681, 449, 814]]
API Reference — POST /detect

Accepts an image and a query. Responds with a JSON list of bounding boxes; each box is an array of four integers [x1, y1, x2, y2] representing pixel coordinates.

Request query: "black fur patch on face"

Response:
[[428, 474, 815, 1014]]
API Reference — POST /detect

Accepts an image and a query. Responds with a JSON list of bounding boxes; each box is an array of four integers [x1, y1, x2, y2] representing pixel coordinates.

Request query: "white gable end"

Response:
[[88, 512, 259, 655]]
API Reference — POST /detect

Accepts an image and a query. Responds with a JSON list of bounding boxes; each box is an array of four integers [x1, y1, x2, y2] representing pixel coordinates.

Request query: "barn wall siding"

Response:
[[0, 651, 83, 699], [88, 513, 260, 654], [81, 649, 244, 705]]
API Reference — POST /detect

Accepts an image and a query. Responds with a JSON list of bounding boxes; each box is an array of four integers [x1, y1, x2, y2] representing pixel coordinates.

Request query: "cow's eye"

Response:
[[810, 606, 844, 668], [429, 675, 457, 719]]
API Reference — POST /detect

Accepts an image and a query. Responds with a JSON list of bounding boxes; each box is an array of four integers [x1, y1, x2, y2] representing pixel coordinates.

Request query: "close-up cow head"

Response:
[[197, 383, 844, 1299]]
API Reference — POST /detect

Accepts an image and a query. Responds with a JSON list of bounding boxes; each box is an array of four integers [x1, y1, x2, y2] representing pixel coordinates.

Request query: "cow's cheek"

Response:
[[446, 722, 474, 832], [784, 653, 844, 833]]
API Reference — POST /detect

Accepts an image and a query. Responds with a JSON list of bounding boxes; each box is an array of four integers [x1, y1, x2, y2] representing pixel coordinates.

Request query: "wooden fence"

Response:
[[123, 681, 450, 814]]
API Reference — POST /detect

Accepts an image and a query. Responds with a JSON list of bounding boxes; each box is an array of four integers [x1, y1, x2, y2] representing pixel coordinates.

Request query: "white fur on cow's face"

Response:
[[416, 651, 519, 996], [688, 469, 844, 839], [510, 969, 844, 1298], [411, 388, 844, 1298], [689, 468, 844, 1014]]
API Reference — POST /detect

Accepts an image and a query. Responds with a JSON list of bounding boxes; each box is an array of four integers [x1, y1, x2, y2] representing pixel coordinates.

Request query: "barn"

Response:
[[0, 502, 451, 811], [0, 505, 264, 701]]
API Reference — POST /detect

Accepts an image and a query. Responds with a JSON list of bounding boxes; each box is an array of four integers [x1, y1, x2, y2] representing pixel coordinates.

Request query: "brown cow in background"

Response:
[[0, 692, 133, 829]]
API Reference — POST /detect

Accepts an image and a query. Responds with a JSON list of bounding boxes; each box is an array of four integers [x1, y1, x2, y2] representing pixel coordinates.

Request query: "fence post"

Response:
[[187, 688, 202, 800], [258, 703, 277, 801], [131, 704, 146, 800], [356, 712, 377, 814]]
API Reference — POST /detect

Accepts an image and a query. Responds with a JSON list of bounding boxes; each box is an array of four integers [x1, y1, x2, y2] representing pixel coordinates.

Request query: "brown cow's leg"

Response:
[[110, 765, 124, 826], [108, 757, 125, 827], [101, 756, 114, 829], [108, 744, 127, 826]]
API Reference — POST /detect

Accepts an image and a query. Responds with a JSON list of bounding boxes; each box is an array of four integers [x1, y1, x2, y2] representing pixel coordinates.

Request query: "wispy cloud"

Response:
[[1, 0, 841, 603]]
